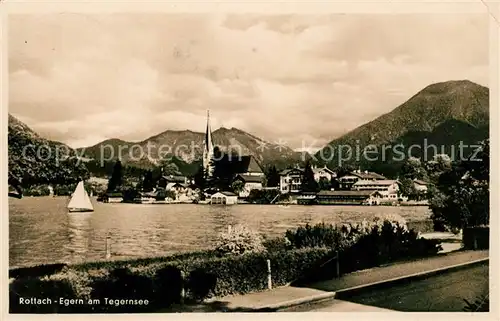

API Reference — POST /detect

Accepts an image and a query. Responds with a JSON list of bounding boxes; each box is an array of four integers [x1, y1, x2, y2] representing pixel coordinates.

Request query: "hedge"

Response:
[[407, 219, 434, 233], [462, 226, 489, 250], [10, 247, 334, 313]]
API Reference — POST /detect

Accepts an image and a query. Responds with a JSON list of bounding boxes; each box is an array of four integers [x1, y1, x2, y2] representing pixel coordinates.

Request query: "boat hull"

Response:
[[68, 208, 94, 213]]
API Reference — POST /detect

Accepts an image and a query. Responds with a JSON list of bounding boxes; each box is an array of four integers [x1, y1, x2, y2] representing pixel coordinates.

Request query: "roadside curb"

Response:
[[253, 291, 338, 312], [262, 257, 489, 311], [334, 257, 488, 300]]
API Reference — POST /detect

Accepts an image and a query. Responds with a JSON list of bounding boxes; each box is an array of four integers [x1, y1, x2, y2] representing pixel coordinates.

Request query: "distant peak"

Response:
[[420, 80, 484, 94]]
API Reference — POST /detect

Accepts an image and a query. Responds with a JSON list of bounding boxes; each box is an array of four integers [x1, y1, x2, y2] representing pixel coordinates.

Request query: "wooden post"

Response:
[[335, 251, 340, 277], [180, 271, 186, 304], [105, 235, 111, 259], [267, 259, 272, 290]]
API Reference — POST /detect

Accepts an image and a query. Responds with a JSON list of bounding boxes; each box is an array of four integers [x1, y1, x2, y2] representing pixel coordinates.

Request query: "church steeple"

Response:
[[203, 110, 214, 177]]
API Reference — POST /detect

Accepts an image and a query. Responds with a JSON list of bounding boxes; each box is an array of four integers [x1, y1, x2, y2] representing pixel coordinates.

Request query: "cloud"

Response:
[[9, 13, 488, 149]]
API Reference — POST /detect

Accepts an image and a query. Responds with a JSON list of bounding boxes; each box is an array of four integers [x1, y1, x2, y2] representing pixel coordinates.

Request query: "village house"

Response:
[[337, 170, 386, 190], [157, 175, 189, 189], [279, 168, 304, 194], [101, 192, 123, 203], [315, 190, 382, 205], [165, 182, 197, 202], [227, 155, 265, 177], [220, 155, 265, 198], [278, 166, 337, 194], [312, 165, 337, 182], [211, 191, 238, 205], [233, 174, 263, 198], [351, 179, 400, 200]]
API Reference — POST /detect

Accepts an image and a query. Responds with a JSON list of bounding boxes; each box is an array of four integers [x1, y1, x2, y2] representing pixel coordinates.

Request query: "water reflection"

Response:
[[65, 212, 92, 264]]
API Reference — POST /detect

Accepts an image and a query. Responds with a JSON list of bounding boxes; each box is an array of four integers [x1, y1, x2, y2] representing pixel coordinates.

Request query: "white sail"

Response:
[[68, 181, 94, 212]]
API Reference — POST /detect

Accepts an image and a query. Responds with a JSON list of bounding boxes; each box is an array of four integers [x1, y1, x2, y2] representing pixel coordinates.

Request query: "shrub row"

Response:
[[284, 219, 442, 283], [10, 247, 334, 313], [407, 219, 434, 233]]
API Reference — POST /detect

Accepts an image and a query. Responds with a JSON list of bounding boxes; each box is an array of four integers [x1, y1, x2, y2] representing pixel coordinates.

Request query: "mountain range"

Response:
[[314, 80, 489, 175], [77, 127, 307, 171], [8, 79, 489, 185]]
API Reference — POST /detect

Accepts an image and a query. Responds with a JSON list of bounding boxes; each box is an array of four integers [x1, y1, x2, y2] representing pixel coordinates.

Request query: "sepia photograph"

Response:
[[5, 6, 494, 315]]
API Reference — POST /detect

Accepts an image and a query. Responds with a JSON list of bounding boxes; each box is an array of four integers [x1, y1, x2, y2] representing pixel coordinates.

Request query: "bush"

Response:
[[215, 225, 265, 255], [10, 277, 77, 313], [54, 184, 76, 196], [23, 185, 51, 197], [247, 189, 281, 204], [285, 223, 349, 249], [339, 221, 442, 273], [184, 247, 334, 297], [263, 236, 292, 252], [285, 220, 442, 275]]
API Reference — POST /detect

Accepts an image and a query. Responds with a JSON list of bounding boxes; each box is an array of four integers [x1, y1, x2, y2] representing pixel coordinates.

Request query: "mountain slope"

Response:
[[361, 119, 489, 177], [315, 80, 489, 167], [8, 114, 89, 190], [79, 127, 306, 170]]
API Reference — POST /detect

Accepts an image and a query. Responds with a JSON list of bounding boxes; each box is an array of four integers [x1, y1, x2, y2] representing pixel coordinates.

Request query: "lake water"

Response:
[[9, 197, 432, 268]]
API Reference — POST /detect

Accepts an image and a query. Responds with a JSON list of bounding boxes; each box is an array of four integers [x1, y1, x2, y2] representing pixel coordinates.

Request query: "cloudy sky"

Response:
[[9, 13, 488, 151]]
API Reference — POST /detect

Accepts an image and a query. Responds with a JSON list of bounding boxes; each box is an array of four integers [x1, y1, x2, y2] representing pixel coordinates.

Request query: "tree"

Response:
[[301, 160, 318, 193], [142, 170, 154, 192], [266, 165, 280, 187], [429, 141, 489, 230], [231, 180, 245, 195], [212, 147, 233, 190], [330, 176, 340, 190], [107, 160, 123, 192], [193, 165, 206, 190], [400, 157, 427, 180], [162, 162, 182, 176], [398, 178, 418, 199], [425, 154, 452, 184], [318, 177, 331, 191]]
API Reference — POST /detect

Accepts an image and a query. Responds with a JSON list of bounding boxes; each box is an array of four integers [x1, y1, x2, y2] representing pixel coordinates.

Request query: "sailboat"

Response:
[[67, 181, 94, 213]]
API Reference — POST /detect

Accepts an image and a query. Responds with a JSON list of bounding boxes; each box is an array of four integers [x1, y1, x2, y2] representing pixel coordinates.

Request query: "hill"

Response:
[[8, 114, 89, 193], [315, 80, 489, 174]]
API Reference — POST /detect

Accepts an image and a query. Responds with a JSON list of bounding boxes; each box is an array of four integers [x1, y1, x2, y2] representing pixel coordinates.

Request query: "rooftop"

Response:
[[414, 179, 429, 185], [161, 175, 187, 183], [317, 190, 379, 197], [235, 174, 263, 183], [312, 166, 335, 174], [218, 154, 264, 174], [352, 171, 387, 180], [353, 179, 398, 186], [280, 168, 304, 176], [218, 191, 237, 197]]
